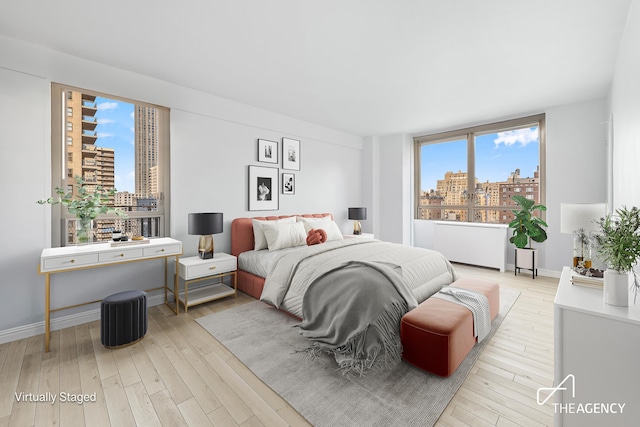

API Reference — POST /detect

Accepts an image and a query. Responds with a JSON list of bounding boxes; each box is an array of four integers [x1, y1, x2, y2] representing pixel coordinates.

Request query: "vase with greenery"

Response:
[[37, 175, 126, 244], [508, 195, 548, 249], [593, 206, 640, 305]]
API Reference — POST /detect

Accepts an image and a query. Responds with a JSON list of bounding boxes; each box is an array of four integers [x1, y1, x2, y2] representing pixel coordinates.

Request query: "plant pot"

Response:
[[76, 218, 94, 245], [515, 248, 537, 269], [603, 269, 631, 307], [515, 247, 537, 278]]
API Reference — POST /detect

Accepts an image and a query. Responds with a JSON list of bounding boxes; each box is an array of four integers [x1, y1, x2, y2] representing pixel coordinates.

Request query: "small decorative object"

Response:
[[509, 195, 548, 278], [37, 175, 126, 244], [571, 228, 593, 268], [560, 203, 606, 268], [112, 230, 122, 241], [248, 165, 279, 211], [282, 173, 295, 194], [593, 206, 640, 306], [306, 229, 327, 246], [348, 207, 367, 235], [257, 139, 278, 164], [282, 137, 300, 171], [188, 213, 223, 259]]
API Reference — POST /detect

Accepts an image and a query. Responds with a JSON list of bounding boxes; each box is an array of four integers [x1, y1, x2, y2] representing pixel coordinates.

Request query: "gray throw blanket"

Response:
[[298, 260, 418, 376]]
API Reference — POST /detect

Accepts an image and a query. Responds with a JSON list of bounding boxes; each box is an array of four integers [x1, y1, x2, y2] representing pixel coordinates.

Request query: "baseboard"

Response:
[[0, 292, 173, 346]]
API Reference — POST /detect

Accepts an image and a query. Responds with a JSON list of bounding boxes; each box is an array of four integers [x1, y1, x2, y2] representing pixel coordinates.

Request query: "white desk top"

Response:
[[40, 237, 182, 273], [555, 266, 640, 326]]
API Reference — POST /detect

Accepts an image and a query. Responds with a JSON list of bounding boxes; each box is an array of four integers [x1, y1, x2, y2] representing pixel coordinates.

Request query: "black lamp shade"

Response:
[[348, 207, 367, 221], [188, 213, 223, 235]]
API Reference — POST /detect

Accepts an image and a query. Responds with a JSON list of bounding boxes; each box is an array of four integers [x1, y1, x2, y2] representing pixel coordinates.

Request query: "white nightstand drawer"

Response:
[[99, 248, 143, 263], [183, 257, 237, 280], [143, 243, 181, 257], [42, 253, 99, 271]]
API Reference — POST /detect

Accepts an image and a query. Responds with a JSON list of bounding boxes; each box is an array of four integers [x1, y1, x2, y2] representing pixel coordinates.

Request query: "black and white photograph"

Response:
[[248, 165, 279, 210], [282, 173, 295, 195], [282, 137, 300, 170], [257, 138, 278, 164]]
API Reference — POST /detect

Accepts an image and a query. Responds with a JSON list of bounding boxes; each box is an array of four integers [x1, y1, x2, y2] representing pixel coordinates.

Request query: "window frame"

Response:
[[50, 83, 171, 247], [414, 114, 546, 223]]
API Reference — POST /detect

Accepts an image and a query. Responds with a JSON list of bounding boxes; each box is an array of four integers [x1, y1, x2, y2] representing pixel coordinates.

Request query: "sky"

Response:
[[94, 97, 135, 193], [420, 127, 540, 192]]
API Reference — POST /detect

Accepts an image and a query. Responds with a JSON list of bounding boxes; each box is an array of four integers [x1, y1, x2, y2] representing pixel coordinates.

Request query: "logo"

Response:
[[537, 374, 575, 405], [537, 374, 626, 415]]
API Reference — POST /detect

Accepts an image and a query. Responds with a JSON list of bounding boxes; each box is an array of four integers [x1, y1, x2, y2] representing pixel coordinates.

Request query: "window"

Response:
[[50, 83, 170, 246], [415, 114, 545, 224]]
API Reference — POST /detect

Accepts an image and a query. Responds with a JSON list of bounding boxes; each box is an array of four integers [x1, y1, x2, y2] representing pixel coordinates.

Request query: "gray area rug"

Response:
[[197, 287, 520, 427]]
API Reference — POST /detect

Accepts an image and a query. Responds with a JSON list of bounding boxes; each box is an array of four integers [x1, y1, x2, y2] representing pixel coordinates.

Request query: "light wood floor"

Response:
[[0, 265, 557, 427]]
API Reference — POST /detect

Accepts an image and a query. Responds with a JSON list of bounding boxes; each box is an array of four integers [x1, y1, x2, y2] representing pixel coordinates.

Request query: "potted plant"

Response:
[[509, 195, 548, 276], [37, 175, 126, 244], [592, 206, 640, 306]]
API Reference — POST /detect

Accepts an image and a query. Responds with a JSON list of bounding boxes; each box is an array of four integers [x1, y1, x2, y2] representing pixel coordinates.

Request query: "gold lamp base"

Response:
[[353, 221, 362, 235], [198, 235, 214, 259]]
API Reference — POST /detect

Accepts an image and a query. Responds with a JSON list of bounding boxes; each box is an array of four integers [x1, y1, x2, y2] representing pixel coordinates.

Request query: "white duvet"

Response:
[[259, 239, 458, 317]]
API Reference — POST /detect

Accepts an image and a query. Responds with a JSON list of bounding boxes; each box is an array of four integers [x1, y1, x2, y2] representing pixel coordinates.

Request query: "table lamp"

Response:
[[348, 207, 367, 235], [188, 212, 223, 259], [560, 203, 606, 268]]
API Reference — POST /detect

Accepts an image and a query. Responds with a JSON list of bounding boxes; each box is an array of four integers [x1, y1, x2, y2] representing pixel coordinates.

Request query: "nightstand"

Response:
[[343, 233, 375, 239], [177, 252, 237, 313]]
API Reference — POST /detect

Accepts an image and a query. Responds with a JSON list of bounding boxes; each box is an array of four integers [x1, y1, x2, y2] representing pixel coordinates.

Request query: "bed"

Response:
[[230, 213, 458, 373]]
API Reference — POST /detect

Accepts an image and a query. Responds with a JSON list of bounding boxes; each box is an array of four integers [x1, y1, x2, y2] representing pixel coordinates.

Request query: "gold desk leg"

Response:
[[45, 273, 50, 353], [174, 255, 179, 315], [164, 255, 179, 315]]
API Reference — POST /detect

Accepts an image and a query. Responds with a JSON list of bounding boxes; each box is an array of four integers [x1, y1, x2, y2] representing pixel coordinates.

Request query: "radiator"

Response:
[[433, 221, 508, 272]]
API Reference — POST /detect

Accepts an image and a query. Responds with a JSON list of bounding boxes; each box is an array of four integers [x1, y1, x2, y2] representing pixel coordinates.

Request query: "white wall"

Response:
[[372, 134, 413, 244], [544, 99, 608, 272], [0, 35, 363, 340], [610, 0, 640, 208]]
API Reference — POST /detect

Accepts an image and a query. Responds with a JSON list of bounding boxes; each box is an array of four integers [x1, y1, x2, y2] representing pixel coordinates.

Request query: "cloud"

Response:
[[98, 101, 118, 110], [494, 127, 539, 148], [97, 132, 113, 138], [97, 118, 114, 125]]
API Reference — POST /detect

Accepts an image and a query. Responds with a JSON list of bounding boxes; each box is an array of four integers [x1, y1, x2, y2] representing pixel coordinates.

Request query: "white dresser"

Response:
[[554, 267, 640, 426]]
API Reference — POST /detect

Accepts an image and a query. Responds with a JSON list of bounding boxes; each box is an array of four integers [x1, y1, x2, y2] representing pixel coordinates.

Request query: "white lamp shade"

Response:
[[560, 203, 607, 234]]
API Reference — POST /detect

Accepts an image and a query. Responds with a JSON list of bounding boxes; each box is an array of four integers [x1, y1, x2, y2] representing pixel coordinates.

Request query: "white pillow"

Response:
[[301, 220, 344, 242], [262, 221, 307, 251], [296, 215, 331, 223], [252, 217, 296, 250]]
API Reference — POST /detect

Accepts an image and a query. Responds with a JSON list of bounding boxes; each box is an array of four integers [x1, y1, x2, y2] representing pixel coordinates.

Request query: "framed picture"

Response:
[[248, 165, 279, 211], [282, 137, 301, 170], [257, 138, 278, 164], [282, 173, 295, 195]]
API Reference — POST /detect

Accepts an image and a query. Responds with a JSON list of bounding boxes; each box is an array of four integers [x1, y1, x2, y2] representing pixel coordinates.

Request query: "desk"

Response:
[[39, 237, 182, 352], [554, 267, 640, 426]]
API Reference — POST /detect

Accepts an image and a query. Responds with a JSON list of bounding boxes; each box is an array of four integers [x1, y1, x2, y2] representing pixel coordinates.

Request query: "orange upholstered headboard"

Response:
[[231, 213, 333, 257]]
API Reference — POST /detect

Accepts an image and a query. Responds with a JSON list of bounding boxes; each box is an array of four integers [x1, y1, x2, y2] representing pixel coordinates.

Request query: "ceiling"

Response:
[[0, 0, 633, 137]]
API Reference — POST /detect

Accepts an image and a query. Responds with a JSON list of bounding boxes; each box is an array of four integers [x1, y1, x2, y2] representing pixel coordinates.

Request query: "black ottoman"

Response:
[[101, 290, 148, 348]]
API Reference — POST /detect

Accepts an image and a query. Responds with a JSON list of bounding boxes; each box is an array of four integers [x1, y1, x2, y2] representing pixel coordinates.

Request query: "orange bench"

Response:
[[400, 277, 500, 376]]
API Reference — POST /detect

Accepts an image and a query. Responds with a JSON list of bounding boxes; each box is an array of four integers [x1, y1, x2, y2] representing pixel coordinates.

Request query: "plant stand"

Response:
[[514, 248, 537, 279]]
